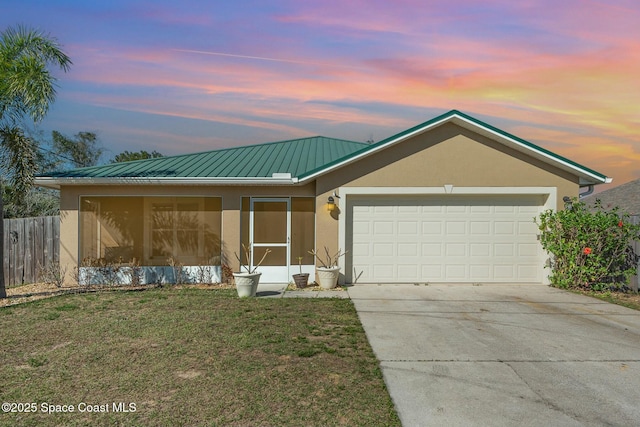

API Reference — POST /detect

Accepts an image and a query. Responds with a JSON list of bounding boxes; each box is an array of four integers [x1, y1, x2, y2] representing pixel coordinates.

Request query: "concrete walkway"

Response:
[[347, 284, 640, 427]]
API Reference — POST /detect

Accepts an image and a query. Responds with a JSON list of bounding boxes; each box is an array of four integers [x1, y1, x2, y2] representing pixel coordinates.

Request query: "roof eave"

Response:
[[34, 176, 300, 190]]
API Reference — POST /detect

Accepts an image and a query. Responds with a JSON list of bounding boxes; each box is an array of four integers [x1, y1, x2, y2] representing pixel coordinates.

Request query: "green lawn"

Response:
[[0, 288, 400, 426]]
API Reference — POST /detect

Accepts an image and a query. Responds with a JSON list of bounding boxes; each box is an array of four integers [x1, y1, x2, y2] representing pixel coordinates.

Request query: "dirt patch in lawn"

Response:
[[0, 282, 235, 308]]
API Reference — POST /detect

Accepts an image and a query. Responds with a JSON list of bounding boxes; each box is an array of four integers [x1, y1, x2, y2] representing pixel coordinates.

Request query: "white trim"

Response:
[[34, 176, 299, 190], [338, 186, 556, 285], [250, 197, 291, 283]]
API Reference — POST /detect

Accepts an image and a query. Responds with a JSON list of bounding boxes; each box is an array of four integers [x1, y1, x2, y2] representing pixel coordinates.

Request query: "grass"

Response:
[[0, 288, 400, 427], [577, 289, 640, 311]]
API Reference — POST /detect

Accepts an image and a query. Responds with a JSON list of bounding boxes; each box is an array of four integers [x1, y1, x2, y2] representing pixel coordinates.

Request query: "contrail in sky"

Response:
[[172, 48, 366, 69]]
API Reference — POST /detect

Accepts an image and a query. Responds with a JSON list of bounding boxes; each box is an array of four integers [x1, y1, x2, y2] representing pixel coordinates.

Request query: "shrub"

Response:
[[37, 261, 67, 288], [536, 198, 640, 291]]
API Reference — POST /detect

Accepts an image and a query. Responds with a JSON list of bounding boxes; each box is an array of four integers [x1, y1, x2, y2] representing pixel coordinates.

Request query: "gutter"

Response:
[[579, 185, 595, 199], [34, 174, 300, 190]]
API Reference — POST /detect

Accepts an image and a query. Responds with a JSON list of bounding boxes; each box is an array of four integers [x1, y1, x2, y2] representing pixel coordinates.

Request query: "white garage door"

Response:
[[349, 195, 544, 283]]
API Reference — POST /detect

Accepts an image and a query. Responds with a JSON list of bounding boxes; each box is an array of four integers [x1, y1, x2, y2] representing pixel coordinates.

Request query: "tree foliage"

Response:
[[111, 149, 163, 163], [0, 126, 38, 196], [0, 25, 71, 297], [536, 199, 640, 291], [2, 186, 58, 218], [0, 25, 72, 124], [51, 130, 103, 169]]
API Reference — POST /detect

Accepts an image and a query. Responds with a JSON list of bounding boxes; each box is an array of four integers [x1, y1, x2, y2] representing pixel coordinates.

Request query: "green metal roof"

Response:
[[36, 110, 610, 187], [44, 136, 368, 179]]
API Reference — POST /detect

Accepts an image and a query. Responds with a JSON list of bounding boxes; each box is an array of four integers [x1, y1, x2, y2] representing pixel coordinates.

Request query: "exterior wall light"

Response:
[[327, 196, 336, 212], [563, 196, 573, 211]]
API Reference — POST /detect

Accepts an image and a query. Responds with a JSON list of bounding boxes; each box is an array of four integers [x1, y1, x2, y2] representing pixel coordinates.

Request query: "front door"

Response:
[[250, 198, 290, 282]]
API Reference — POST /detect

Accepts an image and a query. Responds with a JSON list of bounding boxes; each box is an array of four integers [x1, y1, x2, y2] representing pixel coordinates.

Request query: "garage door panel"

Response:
[[352, 221, 371, 235], [373, 264, 394, 279], [421, 264, 442, 278], [494, 265, 516, 279], [373, 243, 394, 257], [445, 243, 466, 256], [518, 243, 539, 256], [446, 265, 467, 279], [398, 205, 420, 214], [494, 222, 515, 234], [422, 243, 442, 256], [350, 196, 543, 283], [422, 205, 443, 213], [470, 243, 490, 256], [397, 264, 419, 280], [446, 222, 466, 234], [518, 221, 539, 234], [494, 243, 515, 256], [398, 243, 419, 256], [518, 265, 539, 280], [470, 265, 491, 279], [398, 221, 418, 234], [374, 221, 394, 234], [470, 221, 491, 235], [422, 222, 442, 235]]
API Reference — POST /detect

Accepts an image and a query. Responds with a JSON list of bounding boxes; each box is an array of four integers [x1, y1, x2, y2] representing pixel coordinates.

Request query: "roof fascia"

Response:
[[34, 176, 300, 190]]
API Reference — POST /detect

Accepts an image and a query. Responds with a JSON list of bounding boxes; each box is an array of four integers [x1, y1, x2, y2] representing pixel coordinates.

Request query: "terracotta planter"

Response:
[[315, 266, 340, 289], [292, 273, 309, 289], [233, 272, 261, 297]]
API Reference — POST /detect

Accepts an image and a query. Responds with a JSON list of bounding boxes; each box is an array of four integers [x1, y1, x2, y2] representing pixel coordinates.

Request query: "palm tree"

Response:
[[0, 26, 71, 298]]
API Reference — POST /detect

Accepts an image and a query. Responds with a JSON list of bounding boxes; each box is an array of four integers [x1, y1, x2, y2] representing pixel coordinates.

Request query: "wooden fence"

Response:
[[3, 216, 60, 286]]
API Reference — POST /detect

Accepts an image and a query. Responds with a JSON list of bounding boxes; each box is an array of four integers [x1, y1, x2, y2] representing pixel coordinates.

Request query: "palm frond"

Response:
[[0, 125, 38, 195], [0, 25, 72, 124]]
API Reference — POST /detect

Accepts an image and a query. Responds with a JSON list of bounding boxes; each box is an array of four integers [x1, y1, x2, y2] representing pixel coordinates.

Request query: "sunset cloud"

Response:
[[2, 0, 639, 187]]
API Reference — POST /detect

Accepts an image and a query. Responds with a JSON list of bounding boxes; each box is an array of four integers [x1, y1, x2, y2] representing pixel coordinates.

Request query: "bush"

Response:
[[37, 261, 67, 288], [536, 199, 640, 291]]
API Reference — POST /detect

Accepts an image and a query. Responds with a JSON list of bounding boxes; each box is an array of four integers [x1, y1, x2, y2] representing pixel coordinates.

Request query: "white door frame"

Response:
[[338, 186, 557, 284], [250, 197, 291, 283]]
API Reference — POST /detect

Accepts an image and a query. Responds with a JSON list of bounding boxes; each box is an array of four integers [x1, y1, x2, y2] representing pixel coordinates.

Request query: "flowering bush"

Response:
[[536, 198, 640, 291]]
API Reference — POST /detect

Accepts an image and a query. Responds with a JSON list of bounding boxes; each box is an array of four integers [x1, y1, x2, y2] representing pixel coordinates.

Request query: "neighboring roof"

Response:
[[35, 109, 611, 189], [583, 178, 640, 215]]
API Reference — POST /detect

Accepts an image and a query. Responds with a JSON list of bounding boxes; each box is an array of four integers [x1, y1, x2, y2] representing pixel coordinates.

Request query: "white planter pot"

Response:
[[316, 266, 340, 289], [233, 272, 261, 297]]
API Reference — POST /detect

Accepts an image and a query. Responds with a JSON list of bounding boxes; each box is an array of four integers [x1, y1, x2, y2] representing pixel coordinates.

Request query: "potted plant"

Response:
[[309, 247, 347, 289], [233, 244, 271, 297], [292, 256, 309, 289]]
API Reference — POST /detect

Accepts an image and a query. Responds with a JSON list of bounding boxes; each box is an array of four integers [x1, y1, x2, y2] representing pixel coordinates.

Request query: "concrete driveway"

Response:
[[348, 284, 640, 427]]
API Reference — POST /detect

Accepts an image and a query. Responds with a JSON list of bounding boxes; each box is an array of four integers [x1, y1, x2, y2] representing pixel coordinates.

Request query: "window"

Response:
[[79, 196, 221, 266]]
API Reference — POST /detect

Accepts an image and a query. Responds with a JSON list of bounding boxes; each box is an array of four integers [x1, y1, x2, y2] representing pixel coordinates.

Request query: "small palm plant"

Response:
[[234, 243, 271, 274], [309, 247, 347, 268]]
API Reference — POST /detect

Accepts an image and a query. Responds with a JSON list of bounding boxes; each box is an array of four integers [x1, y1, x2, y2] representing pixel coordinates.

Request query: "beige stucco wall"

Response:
[[59, 183, 314, 283], [314, 122, 580, 257], [58, 122, 587, 283]]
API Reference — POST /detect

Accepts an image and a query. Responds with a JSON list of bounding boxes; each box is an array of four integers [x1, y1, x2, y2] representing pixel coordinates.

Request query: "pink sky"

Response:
[[2, 0, 639, 190]]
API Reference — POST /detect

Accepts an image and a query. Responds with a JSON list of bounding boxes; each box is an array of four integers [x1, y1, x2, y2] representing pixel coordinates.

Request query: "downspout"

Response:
[[579, 185, 594, 199]]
